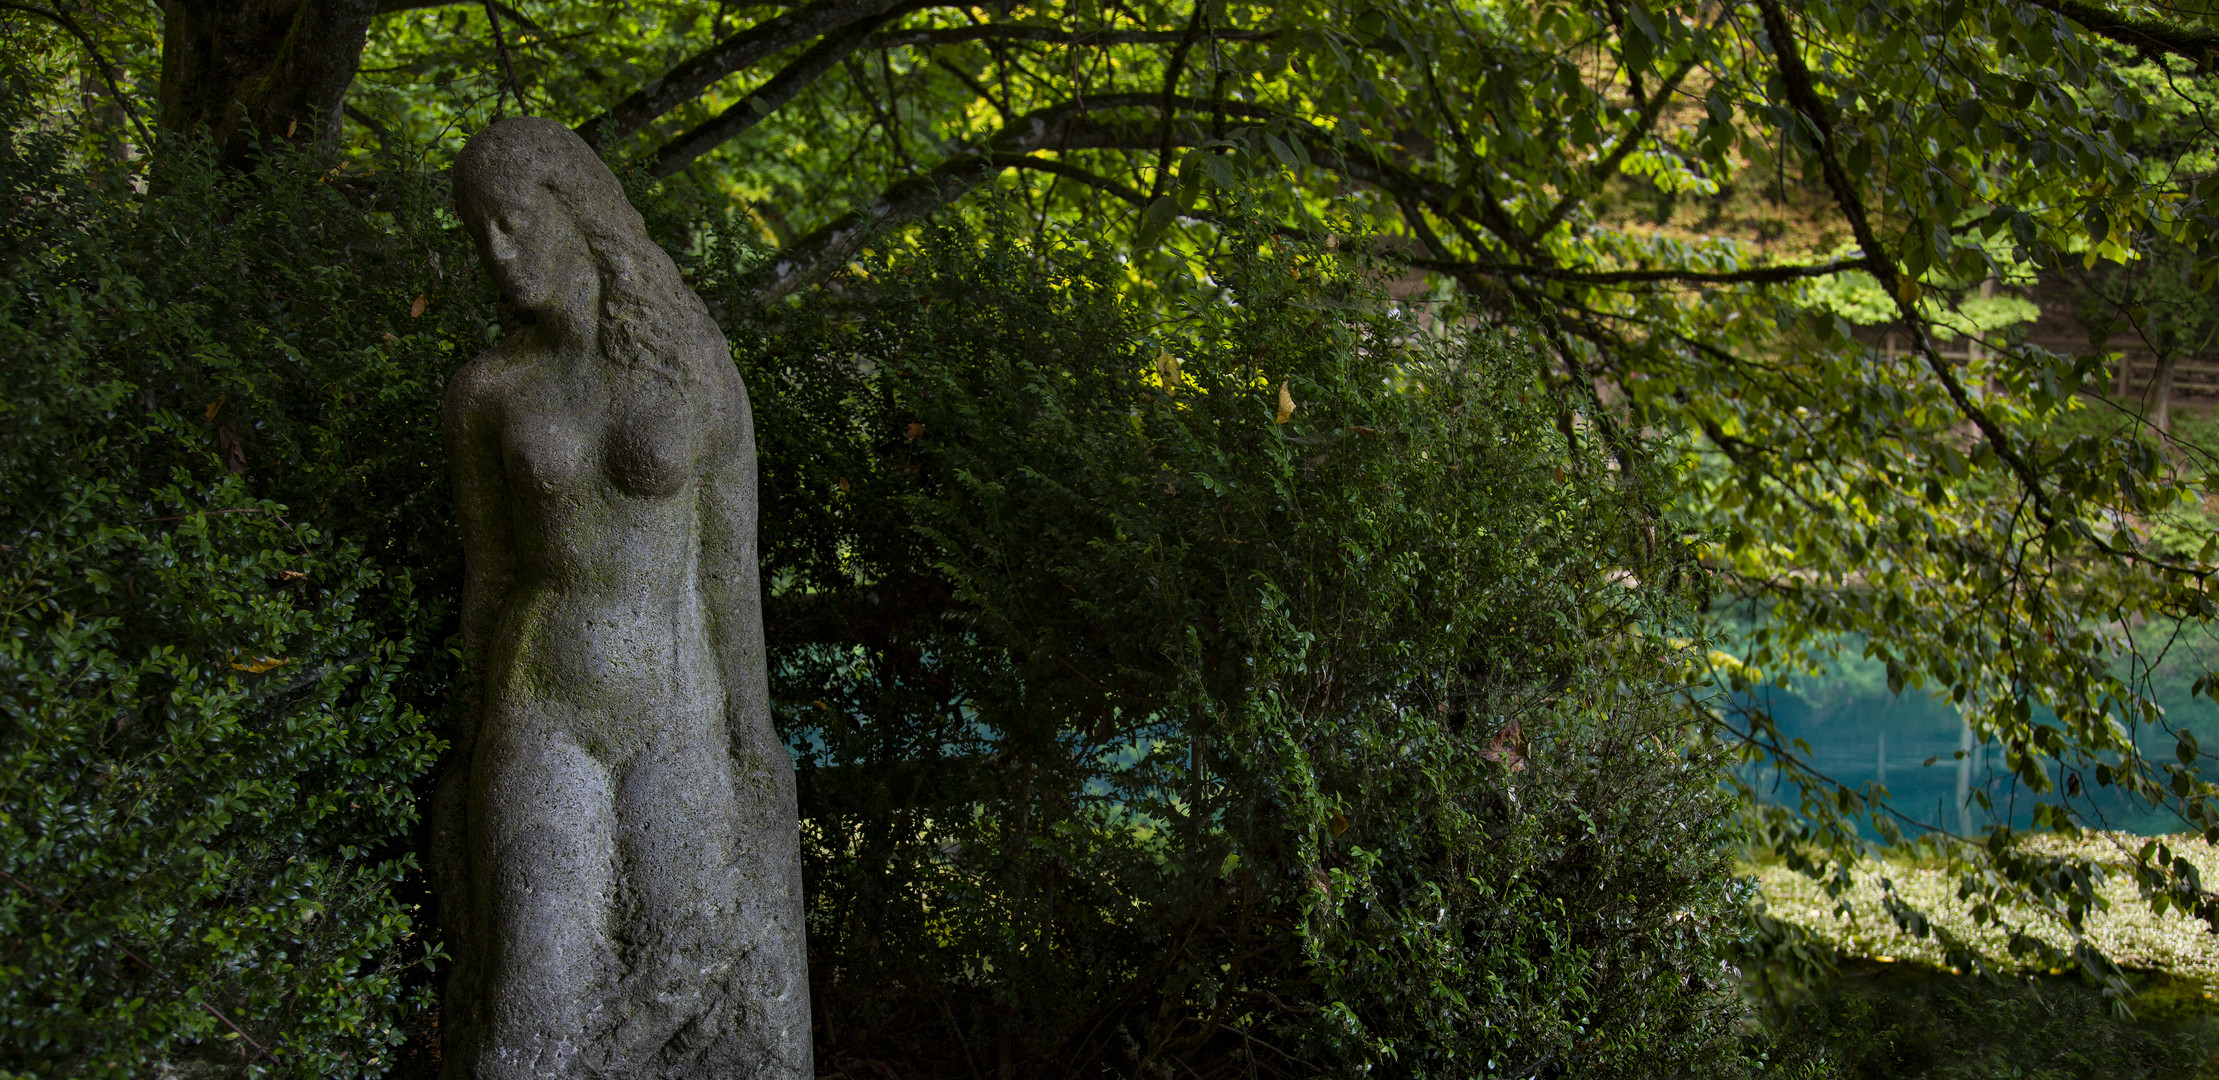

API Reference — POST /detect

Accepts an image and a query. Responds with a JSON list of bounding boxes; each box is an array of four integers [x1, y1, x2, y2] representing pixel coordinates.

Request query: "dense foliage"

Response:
[[21, 0, 2219, 997], [712, 207, 1749, 1077], [25, 0, 2219, 1063], [24, 0, 2217, 985], [0, 47, 1754, 1077], [0, 94, 478, 1075], [1765, 967, 2219, 1080]]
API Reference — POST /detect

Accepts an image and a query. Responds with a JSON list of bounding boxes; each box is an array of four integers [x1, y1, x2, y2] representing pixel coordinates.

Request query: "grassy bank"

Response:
[[1755, 834, 2219, 1077], [1755, 834, 2219, 984]]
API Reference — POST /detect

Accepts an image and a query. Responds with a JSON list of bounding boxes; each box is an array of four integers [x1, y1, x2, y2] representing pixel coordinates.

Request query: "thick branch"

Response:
[[756, 99, 1168, 301], [2019, 0, 2219, 70], [755, 93, 1527, 302], [575, 0, 910, 149], [985, 153, 1148, 207], [375, 0, 538, 32], [758, 155, 990, 302], [1024, 92, 1527, 249], [649, 1, 925, 177]]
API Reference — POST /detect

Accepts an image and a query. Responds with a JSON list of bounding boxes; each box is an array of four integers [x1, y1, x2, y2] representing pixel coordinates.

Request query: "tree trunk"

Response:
[[158, 0, 378, 166], [2153, 352, 2178, 436]]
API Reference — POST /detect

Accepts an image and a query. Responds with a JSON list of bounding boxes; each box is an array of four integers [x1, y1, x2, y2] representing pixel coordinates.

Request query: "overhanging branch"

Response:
[[576, 0, 916, 149], [2019, 0, 2219, 70], [1755, 0, 2059, 526], [753, 93, 1526, 302], [985, 153, 1149, 207], [2, 1, 152, 146], [649, 0, 927, 177]]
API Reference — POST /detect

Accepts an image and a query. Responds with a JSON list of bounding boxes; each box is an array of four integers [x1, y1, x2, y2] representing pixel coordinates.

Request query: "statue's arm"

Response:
[[699, 372, 775, 753], [445, 367, 516, 749]]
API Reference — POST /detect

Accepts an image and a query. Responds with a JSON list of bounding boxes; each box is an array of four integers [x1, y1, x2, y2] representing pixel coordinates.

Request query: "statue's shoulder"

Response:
[[444, 341, 518, 428]]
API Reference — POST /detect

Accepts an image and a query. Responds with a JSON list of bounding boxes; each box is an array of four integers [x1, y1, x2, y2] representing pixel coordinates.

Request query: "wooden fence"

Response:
[[1873, 331, 2219, 399], [2109, 355, 2219, 399]]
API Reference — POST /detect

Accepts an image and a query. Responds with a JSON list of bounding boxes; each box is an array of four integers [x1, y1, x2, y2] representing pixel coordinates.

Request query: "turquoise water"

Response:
[[1730, 626, 2219, 837]]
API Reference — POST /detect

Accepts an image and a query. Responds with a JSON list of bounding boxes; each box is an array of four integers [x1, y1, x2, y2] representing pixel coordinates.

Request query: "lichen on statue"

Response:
[[432, 116, 809, 1080]]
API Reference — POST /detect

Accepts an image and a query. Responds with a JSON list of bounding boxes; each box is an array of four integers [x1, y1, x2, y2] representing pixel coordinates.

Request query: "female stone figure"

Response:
[[434, 117, 809, 1080]]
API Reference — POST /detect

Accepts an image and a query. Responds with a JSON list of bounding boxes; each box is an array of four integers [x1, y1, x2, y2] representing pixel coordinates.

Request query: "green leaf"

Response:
[[1204, 152, 1238, 189]]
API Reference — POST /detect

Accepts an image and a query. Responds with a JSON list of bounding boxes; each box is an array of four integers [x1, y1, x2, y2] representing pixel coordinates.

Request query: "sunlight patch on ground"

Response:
[[1754, 833, 2219, 987]]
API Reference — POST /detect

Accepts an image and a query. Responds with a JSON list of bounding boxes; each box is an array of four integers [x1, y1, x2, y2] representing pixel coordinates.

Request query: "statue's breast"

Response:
[[503, 409, 597, 499], [602, 407, 696, 500], [497, 367, 698, 504]]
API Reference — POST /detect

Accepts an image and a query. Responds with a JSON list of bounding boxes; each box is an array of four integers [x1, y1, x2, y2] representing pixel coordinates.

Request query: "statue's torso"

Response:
[[468, 340, 733, 760]]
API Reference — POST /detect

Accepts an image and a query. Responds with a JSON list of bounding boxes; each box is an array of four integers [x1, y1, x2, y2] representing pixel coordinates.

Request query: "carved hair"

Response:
[[452, 116, 716, 382]]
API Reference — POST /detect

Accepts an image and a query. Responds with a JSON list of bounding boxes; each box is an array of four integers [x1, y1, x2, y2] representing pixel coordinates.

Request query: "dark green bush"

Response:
[[0, 85, 476, 1076], [1765, 966, 2219, 1079], [719, 206, 1751, 1078]]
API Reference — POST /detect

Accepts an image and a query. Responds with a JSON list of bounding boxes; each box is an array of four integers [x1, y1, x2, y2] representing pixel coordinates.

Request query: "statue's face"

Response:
[[466, 181, 594, 315]]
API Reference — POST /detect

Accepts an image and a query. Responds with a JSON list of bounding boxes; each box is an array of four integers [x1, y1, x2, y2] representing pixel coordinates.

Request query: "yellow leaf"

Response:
[[203, 395, 226, 422], [409, 293, 428, 318], [231, 657, 289, 674], [1275, 381, 1296, 424], [285, 118, 297, 138], [1156, 349, 1182, 394]]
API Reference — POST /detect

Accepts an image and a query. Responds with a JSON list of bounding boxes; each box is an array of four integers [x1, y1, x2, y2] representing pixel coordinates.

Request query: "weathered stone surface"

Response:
[[432, 116, 809, 1080]]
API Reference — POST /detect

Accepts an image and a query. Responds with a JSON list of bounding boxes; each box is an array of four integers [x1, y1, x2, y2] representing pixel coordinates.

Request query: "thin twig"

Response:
[[482, 0, 523, 111], [0, 1, 152, 147]]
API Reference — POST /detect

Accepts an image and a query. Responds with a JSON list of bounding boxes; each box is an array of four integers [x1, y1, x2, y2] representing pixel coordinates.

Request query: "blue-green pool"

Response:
[[1729, 626, 2219, 837]]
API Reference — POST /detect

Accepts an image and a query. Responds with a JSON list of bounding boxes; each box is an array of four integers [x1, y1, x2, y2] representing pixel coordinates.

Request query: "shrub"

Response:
[[1764, 967, 2219, 1079], [719, 205, 1751, 1078], [0, 78, 473, 1077]]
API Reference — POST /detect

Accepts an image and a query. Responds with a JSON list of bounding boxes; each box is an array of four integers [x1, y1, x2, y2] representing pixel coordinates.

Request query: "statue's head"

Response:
[[452, 118, 616, 316], [452, 117, 712, 368]]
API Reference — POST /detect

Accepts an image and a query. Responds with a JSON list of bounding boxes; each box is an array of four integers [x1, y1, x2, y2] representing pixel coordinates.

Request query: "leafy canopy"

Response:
[[21, 0, 2219, 996]]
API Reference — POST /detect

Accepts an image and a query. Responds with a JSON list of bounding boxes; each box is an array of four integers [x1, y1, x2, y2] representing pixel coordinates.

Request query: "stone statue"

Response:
[[432, 116, 809, 1080]]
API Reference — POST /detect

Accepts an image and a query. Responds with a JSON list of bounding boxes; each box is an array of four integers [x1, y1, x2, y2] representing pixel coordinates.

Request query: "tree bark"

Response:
[[2153, 351, 2178, 435], [158, 0, 378, 165]]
